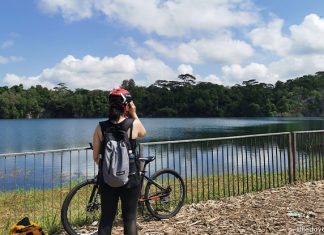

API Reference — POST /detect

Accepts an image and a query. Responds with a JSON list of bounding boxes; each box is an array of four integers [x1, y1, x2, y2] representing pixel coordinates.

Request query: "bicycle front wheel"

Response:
[[144, 169, 185, 219], [61, 179, 101, 235]]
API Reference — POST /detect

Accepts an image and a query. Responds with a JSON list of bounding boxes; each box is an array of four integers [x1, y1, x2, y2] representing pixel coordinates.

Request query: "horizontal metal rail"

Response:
[[293, 130, 324, 134], [0, 146, 90, 158]]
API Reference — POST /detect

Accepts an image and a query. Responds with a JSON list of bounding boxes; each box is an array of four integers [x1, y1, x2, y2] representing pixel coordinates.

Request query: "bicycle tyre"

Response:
[[61, 179, 101, 235], [144, 168, 185, 219]]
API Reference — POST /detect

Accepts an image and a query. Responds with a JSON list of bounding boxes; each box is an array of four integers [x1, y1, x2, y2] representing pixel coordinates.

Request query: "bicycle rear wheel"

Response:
[[144, 169, 185, 219], [61, 179, 101, 235]]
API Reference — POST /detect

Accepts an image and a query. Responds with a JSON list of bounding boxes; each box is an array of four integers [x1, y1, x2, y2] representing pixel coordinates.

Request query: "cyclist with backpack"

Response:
[[92, 88, 146, 235]]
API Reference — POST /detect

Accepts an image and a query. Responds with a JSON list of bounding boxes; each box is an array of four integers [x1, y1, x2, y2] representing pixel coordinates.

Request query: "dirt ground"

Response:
[[111, 181, 324, 235]]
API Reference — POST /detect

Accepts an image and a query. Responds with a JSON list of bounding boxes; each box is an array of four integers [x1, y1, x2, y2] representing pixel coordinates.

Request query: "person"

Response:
[[92, 88, 146, 235]]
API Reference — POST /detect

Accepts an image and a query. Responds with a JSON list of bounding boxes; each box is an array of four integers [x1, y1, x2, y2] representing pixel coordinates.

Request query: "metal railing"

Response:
[[139, 132, 291, 203], [0, 146, 97, 233], [294, 130, 324, 182], [139, 130, 324, 204], [0, 130, 323, 233]]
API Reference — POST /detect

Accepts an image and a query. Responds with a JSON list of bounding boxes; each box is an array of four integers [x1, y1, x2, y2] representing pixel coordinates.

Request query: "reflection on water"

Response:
[[0, 117, 324, 153], [141, 135, 291, 179], [0, 150, 97, 191], [0, 118, 323, 191]]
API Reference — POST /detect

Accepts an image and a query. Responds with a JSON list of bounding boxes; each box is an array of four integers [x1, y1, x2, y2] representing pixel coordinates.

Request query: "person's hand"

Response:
[[128, 101, 138, 119]]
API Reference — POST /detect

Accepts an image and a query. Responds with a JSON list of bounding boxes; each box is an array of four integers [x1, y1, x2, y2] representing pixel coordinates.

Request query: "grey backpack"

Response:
[[99, 119, 134, 187]]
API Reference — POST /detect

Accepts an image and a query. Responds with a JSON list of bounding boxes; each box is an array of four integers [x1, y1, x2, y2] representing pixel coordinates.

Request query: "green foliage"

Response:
[[0, 72, 324, 118], [154, 107, 178, 117]]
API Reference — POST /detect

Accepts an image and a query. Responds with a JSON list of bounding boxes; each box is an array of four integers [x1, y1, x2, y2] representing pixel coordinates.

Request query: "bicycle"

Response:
[[61, 150, 186, 235]]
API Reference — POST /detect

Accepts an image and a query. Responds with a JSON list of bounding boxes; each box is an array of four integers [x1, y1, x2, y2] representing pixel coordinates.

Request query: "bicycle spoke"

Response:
[[62, 180, 101, 235], [145, 169, 185, 219]]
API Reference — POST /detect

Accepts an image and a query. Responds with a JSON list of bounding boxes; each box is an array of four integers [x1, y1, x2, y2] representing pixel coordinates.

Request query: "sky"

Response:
[[1, 0, 324, 90]]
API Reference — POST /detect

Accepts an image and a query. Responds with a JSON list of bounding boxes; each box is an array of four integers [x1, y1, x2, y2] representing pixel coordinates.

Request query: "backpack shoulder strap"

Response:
[[98, 120, 110, 161], [99, 120, 111, 139], [100, 118, 133, 141], [122, 118, 134, 136], [123, 118, 135, 152]]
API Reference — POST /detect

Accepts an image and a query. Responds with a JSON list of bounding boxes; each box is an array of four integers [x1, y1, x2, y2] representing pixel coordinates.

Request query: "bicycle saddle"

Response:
[[138, 156, 156, 163]]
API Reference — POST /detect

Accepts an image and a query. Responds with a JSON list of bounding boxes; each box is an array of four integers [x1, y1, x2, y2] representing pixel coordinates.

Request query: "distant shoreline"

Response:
[[0, 115, 323, 120]]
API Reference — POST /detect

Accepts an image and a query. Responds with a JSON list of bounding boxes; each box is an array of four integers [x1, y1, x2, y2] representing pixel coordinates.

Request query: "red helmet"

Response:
[[109, 88, 132, 104]]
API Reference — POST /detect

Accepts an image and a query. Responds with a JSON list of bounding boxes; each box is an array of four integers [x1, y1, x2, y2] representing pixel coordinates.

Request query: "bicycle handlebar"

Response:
[[86, 142, 94, 150]]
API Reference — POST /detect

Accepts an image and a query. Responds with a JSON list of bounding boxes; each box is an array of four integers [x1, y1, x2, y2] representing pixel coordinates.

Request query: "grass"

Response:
[[184, 170, 290, 204], [1, 161, 323, 234], [0, 181, 80, 235]]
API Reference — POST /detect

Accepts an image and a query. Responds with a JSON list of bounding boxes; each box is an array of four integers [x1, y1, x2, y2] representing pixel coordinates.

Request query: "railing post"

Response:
[[139, 143, 144, 158], [139, 144, 145, 171], [288, 132, 297, 183]]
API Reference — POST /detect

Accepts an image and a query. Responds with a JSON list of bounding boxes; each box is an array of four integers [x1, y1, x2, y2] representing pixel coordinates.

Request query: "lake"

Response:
[[0, 117, 324, 190], [0, 117, 324, 153]]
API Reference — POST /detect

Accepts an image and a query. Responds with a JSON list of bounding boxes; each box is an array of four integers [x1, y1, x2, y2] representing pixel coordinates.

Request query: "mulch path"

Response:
[[112, 181, 324, 234]]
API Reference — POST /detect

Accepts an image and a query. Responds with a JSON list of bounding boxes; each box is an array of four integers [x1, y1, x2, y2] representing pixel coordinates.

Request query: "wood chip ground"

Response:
[[131, 181, 324, 235], [63, 181, 324, 234]]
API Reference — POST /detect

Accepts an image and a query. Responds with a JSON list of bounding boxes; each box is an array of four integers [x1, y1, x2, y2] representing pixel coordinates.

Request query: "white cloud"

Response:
[[0, 56, 24, 64], [220, 54, 324, 86], [177, 64, 193, 75], [176, 65, 222, 85], [3, 54, 179, 89], [4, 74, 55, 88], [249, 14, 324, 56], [1, 40, 14, 49], [3, 53, 232, 89], [221, 63, 279, 85], [4, 54, 136, 89], [289, 14, 324, 54], [14, 3, 324, 88], [269, 55, 324, 80], [249, 18, 292, 56], [199, 74, 223, 85], [146, 36, 254, 64], [37, 0, 258, 73], [176, 64, 223, 85], [245, 13, 324, 83], [38, 0, 259, 36], [135, 57, 177, 84], [10, 52, 323, 90], [38, 0, 94, 21]]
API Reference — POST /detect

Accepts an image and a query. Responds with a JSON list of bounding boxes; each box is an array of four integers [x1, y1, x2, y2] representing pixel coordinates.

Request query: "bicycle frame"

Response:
[[138, 174, 170, 203]]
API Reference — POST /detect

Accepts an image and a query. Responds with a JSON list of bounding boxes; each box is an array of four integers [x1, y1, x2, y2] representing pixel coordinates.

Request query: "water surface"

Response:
[[0, 117, 323, 153]]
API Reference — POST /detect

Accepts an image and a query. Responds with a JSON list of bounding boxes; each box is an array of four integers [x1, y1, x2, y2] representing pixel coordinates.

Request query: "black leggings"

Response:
[[98, 183, 140, 235]]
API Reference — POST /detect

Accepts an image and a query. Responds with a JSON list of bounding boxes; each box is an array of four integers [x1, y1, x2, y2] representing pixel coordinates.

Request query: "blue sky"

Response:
[[1, 0, 324, 90]]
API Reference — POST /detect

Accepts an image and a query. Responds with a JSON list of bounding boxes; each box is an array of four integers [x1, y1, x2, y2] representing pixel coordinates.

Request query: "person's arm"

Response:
[[133, 118, 146, 137], [92, 125, 103, 165], [128, 101, 146, 138]]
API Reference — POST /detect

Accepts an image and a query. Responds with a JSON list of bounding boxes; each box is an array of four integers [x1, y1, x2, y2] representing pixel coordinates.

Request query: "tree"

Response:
[[178, 73, 196, 86], [242, 79, 258, 86], [0, 71, 323, 118], [121, 79, 136, 91], [54, 83, 68, 91]]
